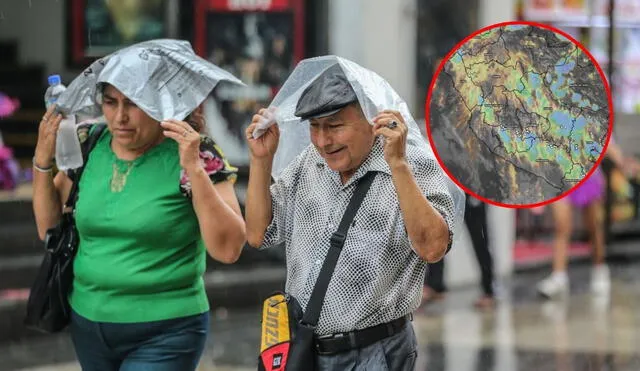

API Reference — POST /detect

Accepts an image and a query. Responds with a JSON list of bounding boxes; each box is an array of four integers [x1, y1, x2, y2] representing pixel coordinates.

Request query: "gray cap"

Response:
[[294, 64, 358, 121]]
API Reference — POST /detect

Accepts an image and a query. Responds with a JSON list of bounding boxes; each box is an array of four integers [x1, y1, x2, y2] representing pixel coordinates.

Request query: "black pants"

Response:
[[425, 199, 494, 296], [315, 321, 417, 371]]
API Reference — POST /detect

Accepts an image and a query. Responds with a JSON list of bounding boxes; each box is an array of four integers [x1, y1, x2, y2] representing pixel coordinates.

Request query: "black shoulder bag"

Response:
[[258, 171, 377, 371], [24, 124, 106, 333]]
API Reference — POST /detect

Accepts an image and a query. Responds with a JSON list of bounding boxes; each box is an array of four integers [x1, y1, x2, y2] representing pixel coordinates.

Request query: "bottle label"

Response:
[[45, 98, 58, 109]]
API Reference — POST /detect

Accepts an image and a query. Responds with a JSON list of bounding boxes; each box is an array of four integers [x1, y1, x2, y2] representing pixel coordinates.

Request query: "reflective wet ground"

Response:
[[3, 260, 640, 371]]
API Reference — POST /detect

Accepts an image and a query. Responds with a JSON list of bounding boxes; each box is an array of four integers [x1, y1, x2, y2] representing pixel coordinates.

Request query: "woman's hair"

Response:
[[95, 83, 107, 105], [186, 109, 211, 136]]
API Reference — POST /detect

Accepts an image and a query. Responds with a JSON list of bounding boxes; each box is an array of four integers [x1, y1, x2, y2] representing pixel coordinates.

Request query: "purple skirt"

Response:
[[567, 167, 605, 207]]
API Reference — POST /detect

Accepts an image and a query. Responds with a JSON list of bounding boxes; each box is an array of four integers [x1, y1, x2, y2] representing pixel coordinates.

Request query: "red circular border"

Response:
[[425, 20, 614, 209]]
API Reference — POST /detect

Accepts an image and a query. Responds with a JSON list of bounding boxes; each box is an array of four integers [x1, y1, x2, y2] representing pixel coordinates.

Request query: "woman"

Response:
[[32, 83, 246, 370], [536, 139, 638, 299], [536, 167, 608, 298]]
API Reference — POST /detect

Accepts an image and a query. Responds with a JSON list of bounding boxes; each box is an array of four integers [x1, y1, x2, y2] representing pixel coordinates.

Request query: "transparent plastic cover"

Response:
[[252, 56, 466, 239]]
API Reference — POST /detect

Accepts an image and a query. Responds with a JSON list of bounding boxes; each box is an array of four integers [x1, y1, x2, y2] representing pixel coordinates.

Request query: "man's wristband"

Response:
[[32, 157, 54, 173]]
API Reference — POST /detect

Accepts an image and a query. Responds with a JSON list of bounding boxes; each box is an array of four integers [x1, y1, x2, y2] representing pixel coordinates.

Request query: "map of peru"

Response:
[[429, 24, 610, 205]]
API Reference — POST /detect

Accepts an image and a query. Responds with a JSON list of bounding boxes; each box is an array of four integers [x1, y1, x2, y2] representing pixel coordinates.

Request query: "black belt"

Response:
[[313, 314, 411, 355]]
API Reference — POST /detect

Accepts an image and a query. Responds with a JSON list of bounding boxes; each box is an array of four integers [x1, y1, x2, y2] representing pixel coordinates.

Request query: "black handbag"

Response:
[[258, 171, 376, 371], [24, 124, 106, 333]]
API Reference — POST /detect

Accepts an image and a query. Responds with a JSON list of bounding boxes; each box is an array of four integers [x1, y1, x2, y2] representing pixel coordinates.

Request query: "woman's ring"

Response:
[[387, 121, 398, 129]]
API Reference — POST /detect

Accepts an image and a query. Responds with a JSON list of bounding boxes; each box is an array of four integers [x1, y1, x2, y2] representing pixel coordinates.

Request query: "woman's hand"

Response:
[[161, 119, 202, 175], [34, 105, 63, 167]]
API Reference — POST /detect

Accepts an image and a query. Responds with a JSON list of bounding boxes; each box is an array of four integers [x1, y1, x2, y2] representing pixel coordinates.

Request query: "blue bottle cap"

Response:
[[48, 75, 61, 85]]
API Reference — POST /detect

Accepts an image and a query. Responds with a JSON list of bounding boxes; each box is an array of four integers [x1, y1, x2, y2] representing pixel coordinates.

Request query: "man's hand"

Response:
[[245, 108, 280, 160], [373, 110, 408, 169]]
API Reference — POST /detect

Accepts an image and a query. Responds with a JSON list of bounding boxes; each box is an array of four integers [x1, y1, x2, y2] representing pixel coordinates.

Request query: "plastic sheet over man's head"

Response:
[[56, 39, 244, 122], [252, 55, 467, 239]]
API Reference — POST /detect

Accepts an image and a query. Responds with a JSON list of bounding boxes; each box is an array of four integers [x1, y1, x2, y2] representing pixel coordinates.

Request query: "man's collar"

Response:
[[359, 136, 391, 176]]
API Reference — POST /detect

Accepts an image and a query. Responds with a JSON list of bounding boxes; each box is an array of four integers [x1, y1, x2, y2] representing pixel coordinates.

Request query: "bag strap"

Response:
[[301, 171, 377, 326], [64, 123, 107, 209]]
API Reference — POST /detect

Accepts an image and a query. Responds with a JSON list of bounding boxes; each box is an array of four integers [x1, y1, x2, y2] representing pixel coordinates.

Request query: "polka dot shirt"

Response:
[[260, 136, 455, 335]]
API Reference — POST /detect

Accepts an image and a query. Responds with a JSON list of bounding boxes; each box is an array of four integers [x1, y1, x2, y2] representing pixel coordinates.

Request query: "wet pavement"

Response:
[[2, 259, 640, 371]]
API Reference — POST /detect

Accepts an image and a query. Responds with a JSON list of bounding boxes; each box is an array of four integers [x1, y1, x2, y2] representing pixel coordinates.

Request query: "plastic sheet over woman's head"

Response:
[[56, 39, 245, 123], [252, 55, 467, 238]]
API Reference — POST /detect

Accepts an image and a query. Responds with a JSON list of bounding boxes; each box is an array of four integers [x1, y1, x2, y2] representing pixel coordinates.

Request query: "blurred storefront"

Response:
[[193, 0, 305, 169]]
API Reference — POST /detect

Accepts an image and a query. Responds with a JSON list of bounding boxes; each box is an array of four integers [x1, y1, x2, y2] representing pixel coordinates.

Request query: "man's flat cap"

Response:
[[294, 64, 358, 121]]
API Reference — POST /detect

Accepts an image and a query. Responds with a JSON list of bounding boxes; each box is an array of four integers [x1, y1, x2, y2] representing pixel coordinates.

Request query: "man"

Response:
[[423, 196, 496, 309], [245, 60, 456, 369]]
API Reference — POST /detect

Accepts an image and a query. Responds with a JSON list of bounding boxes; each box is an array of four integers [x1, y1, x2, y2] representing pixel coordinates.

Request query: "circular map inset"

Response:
[[427, 22, 612, 207]]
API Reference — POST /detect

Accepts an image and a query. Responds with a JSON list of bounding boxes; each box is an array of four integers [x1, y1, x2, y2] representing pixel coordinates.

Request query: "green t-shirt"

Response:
[[69, 126, 235, 323]]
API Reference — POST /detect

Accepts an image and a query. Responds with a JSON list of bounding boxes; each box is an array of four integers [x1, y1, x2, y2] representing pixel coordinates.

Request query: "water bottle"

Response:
[[44, 74, 66, 109], [45, 75, 83, 171]]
